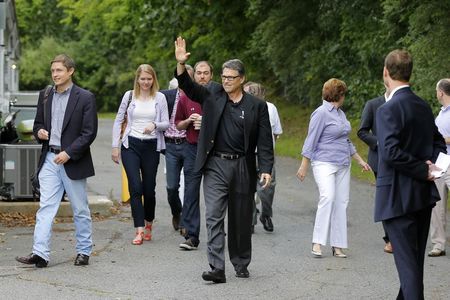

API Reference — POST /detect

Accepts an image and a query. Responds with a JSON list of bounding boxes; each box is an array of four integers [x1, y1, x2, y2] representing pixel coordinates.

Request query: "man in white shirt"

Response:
[[244, 82, 282, 232], [429, 78, 450, 257]]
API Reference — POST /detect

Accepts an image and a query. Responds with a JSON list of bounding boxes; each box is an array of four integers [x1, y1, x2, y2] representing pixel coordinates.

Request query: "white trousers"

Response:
[[430, 169, 450, 251], [311, 161, 350, 248]]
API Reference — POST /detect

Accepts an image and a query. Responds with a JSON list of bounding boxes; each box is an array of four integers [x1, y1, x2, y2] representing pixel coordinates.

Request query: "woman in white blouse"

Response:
[[111, 64, 169, 245]]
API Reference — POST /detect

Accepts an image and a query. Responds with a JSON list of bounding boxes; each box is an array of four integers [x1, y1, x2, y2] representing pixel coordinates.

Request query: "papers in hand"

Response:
[[431, 152, 450, 178]]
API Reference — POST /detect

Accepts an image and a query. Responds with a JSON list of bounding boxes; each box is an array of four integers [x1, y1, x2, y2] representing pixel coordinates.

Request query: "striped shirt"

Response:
[[49, 85, 72, 147], [164, 89, 186, 138]]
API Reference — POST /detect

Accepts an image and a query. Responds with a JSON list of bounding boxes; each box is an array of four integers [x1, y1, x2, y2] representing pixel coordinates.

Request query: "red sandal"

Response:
[[132, 232, 144, 245], [144, 224, 152, 241]]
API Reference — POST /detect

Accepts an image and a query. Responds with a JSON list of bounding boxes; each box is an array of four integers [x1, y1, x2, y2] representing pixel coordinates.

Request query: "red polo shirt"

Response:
[[174, 90, 202, 144]]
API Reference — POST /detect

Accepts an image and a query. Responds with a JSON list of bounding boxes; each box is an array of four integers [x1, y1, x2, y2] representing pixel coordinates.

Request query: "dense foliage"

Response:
[[16, 0, 450, 114]]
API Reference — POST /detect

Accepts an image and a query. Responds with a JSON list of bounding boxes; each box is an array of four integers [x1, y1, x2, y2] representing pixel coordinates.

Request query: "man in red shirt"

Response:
[[175, 61, 214, 250]]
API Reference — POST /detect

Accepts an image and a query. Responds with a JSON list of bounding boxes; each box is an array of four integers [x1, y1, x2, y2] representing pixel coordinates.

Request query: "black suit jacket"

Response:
[[160, 89, 178, 117], [175, 70, 273, 193], [374, 87, 445, 222], [33, 84, 98, 180], [357, 96, 385, 172]]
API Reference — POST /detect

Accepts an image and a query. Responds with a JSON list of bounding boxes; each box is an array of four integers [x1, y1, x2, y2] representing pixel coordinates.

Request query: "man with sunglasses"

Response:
[[174, 37, 274, 283]]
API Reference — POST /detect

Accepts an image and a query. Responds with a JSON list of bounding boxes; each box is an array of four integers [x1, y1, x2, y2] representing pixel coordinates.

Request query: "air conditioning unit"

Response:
[[0, 143, 41, 200]]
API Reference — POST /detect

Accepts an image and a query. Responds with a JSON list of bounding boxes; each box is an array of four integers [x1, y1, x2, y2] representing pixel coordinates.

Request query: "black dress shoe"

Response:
[[260, 215, 274, 232], [202, 268, 226, 283], [235, 265, 250, 278], [15, 253, 48, 268], [172, 214, 180, 231], [74, 254, 89, 266]]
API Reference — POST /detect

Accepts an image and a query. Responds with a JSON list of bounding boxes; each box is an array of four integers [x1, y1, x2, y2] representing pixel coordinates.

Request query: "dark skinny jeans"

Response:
[[121, 136, 160, 227]]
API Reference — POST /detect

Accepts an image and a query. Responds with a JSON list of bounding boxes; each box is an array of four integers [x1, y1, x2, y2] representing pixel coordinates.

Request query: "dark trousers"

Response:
[[164, 142, 185, 217], [180, 143, 202, 242], [253, 167, 276, 226], [374, 171, 390, 243], [121, 137, 159, 227], [203, 156, 253, 271], [383, 205, 433, 300]]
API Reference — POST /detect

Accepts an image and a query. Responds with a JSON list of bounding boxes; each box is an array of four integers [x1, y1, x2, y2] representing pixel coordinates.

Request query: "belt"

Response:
[[214, 152, 243, 160], [165, 137, 186, 145], [129, 136, 157, 143], [49, 147, 61, 154]]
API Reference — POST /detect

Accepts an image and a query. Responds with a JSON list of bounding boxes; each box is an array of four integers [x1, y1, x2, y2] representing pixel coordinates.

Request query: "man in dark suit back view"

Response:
[[375, 49, 446, 299], [358, 90, 393, 253]]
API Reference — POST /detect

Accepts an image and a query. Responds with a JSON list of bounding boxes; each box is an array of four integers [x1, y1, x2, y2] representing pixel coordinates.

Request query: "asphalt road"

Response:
[[0, 119, 449, 299]]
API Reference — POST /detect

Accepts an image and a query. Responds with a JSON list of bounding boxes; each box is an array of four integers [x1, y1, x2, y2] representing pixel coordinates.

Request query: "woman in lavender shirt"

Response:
[[296, 78, 370, 258]]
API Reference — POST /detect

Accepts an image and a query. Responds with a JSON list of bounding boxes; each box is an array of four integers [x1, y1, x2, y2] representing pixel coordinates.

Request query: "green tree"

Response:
[[401, 0, 450, 111], [15, 0, 75, 47], [14, 0, 450, 115], [18, 37, 73, 89]]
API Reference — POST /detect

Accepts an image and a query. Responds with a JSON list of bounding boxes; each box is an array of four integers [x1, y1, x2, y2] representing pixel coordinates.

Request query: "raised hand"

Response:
[[174, 36, 191, 64]]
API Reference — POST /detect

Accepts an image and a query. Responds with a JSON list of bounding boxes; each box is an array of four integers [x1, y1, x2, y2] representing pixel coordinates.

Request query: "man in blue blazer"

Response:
[[16, 54, 98, 268], [375, 49, 445, 299]]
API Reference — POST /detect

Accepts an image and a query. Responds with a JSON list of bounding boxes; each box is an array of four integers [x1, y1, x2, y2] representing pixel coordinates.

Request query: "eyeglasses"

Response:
[[221, 75, 240, 81]]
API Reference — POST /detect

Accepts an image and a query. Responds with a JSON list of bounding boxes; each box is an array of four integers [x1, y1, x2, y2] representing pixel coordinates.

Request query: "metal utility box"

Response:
[[0, 143, 41, 200]]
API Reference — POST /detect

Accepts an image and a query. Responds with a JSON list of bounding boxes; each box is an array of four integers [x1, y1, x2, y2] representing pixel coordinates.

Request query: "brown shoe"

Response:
[[172, 214, 180, 231], [384, 242, 393, 254], [15, 253, 48, 268]]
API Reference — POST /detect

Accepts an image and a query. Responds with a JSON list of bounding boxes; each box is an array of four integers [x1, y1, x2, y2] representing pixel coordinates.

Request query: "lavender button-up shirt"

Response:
[[302, 100, 356, 166]]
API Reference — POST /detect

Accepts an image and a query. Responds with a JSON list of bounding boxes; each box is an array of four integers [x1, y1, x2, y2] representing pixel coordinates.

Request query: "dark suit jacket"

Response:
[[160, 89, 178, 117], [357, 96, 385, 172], [175, 70, 274, 193], [374, 87, 445, 222], [33, 84, 98, 180]]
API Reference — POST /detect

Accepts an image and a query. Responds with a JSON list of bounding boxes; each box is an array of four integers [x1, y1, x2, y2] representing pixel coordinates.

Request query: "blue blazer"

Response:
[[33, 84, 98, 180], [357, 95, 385, 173], [374, 87, 445, 222]]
